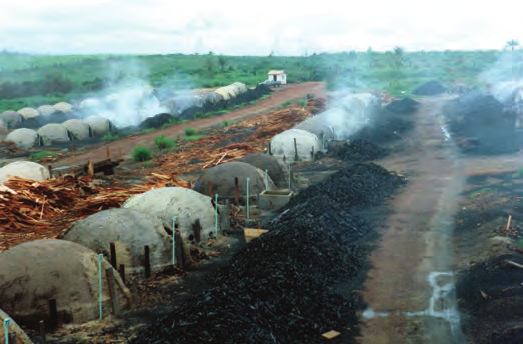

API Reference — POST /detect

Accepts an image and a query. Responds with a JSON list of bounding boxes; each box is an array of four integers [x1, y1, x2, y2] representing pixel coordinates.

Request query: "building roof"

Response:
[[268, 70, 285, 75]]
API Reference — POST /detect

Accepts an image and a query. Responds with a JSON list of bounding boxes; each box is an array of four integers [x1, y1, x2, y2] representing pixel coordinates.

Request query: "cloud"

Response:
[[0, 0, 521, 55]]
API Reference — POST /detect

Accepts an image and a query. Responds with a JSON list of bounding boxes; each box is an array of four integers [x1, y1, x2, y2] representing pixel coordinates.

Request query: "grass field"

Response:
[[0, 49, 510, 113]]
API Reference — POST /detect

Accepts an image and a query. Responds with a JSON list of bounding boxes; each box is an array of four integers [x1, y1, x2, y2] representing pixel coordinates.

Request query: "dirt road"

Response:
[[55, 82, 326, 167], [360, 96, 467, 343]]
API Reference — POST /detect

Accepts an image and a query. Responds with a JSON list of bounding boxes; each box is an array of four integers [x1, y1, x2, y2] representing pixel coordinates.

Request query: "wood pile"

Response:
[[0, 140, 26, 157], [155, 104, 311, 175], [0, 102, 316, 251], [0, 175, 143, 251], [306, 97, 327, 114]]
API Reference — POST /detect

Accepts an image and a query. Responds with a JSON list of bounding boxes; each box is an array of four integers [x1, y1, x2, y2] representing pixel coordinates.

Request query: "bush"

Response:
[[279, 100, 292, 108], [295, 100, 307, 107], [154, 134, 174, 150], [102, 134, 119, 141], [184, 127, 196, 136], [30, 151, 57, 162], [132, 146, 152, 162], [221, 120, 229, 127]]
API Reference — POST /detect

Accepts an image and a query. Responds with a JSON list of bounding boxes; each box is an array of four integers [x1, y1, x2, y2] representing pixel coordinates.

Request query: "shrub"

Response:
[[295, 100, 307, 107], [30, 151, 57, 162], [184, 127, 196, 136], [279, 100, 292, 108], [102, 134, 119, 141], [154, 134, 174, 151], [142, 161, 153, 167], [221, 120, 229, 127], [132, 146, 152, 162]]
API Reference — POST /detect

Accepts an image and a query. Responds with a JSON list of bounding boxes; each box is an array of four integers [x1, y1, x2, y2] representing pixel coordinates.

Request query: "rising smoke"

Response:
[[76, 60, 168, 128], [480, 50, 523, 105], [296, 91, 381, 141]]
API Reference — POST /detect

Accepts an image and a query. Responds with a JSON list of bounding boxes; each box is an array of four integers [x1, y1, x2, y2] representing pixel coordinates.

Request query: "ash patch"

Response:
[[130, 163, 404, 344], [331, 139, 387, 162]]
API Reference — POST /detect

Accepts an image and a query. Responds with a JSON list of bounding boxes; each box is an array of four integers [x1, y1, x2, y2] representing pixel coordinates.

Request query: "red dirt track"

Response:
[[55, 82, 326, 167]]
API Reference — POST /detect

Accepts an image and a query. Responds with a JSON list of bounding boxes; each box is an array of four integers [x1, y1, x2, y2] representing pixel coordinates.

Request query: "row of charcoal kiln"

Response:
[[0, 82, 274, 150], [0, 153, 291, 338]]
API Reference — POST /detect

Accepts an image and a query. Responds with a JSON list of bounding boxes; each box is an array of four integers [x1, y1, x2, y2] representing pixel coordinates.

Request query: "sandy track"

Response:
[[55, 82, 326, 167]]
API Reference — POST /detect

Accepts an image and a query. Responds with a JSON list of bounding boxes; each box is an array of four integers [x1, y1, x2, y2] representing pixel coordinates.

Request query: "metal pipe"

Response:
[[246, 178, 250, 219], [171, 216, 176, 265], [3, 318, 11, 344], [98, 253, 103, 320], [214, 194, 218, 238], [287, 162, 291, 189]]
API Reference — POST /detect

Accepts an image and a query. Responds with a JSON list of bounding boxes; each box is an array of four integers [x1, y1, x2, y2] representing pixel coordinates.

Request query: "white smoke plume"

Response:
[[480, 51, 523, 105], [295, 91, 381, 141], [76, 60, 168, 128]]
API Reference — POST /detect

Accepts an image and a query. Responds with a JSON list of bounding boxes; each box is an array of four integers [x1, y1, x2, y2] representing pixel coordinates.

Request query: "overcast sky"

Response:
[[0, 0, 520, 55]]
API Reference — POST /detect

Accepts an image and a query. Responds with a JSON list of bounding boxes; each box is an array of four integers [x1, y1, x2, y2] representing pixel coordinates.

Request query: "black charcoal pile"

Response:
[[444, 90, 516, 154], [139, 113, 176, 130], [131, 163, 404, 344], [384, 97, 420, 114], [332, 139, 387, 162], [286, 163, 403, 211], [351, 109, 414, 144], [412, 80, 446, 95], [456, 254, 523, 343]]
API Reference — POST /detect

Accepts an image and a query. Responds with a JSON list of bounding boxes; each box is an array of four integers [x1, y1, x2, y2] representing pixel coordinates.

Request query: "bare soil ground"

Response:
[[360, 96, 467, 344], [54, 82, 326, 168], [360, 96, 523, 343]]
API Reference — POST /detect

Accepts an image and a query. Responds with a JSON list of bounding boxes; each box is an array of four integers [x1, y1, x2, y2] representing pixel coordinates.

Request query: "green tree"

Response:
[[217, 55, 229, 71]]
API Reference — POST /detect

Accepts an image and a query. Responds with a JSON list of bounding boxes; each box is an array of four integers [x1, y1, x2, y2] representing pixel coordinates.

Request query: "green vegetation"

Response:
[[142, 128, 155, 134], [132, 146, 153, 162], [161, 119, 178, 129], [142, 161, 153, 167], [102, 134, 119, 142], [184, 127, 196, 136], [154, 134, 175, 150], [30, 151, 57, 162], [221, 120, 229, 127], [295, 99, 307, 107], [280, 100, 293, 108], [469, 187, 492, 199], [185, 134, 206, 140], [0, 49, 510, 112]]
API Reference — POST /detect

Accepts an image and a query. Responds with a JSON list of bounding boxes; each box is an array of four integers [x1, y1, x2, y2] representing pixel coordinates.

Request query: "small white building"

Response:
[[268, 70, 287, 84]]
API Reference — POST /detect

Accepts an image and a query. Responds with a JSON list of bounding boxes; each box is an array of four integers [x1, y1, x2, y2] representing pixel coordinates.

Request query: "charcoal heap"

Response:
[[444, 90, 516, 154], [384, 97, 420, 114], [331, 139, 387, 162], [351, 109, 414, 144], [131, 163, 404, 344], [139, 113, 176, 130], [456, 254, 523, 343], [412, 80, 446, 95]]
